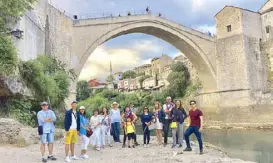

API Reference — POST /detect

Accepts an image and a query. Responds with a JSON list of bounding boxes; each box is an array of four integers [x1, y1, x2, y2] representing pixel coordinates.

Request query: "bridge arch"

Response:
[[72, 15, 217, 92]]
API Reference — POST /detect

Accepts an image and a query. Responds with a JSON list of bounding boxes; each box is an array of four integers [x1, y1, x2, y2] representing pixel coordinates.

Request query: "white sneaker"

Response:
[[83, 154, 89, 159], [70, 155, 79, 160], [144, 144, 147, 148], [173, 151, 178, 157], [65, 156, 71, 162]]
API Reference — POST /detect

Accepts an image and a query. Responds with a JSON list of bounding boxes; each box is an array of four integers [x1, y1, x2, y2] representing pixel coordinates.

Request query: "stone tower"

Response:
[[215, 6, 267, 106]]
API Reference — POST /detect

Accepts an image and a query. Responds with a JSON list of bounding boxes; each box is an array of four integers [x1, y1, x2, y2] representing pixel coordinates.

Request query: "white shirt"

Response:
[[70, 111, 77, 130], [163, 103, 173, 119]]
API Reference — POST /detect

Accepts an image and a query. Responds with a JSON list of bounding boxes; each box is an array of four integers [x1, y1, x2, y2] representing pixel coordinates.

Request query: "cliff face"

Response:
[[0, 76, 31, 97]]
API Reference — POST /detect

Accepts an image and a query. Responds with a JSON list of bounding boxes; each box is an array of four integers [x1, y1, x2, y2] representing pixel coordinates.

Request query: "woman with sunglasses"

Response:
[[140, 107, 153, 147]]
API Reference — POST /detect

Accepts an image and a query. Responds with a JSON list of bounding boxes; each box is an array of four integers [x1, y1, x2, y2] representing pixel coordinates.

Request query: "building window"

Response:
[[227, 25, 231, 32], [266, 26, 270, 34]]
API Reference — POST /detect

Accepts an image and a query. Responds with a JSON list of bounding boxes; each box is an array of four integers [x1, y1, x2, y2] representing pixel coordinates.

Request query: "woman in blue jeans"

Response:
[[141, 107, 153, 147], [109, 102, 121, 143]]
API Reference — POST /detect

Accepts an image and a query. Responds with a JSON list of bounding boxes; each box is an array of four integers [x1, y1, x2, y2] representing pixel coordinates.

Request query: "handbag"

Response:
[[86, 128, 93, 137], [148, 122, 156, 130], [38, 126, 43, 135], [170, 121, 177, 129]]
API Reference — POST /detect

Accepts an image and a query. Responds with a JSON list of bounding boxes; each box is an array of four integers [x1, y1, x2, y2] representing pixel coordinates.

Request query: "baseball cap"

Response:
[[79, 106, 85, 110], [71, 100, 77, 104]]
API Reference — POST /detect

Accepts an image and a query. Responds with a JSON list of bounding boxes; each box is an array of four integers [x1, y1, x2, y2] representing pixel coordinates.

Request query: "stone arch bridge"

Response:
[[71, 15, 217, 92]]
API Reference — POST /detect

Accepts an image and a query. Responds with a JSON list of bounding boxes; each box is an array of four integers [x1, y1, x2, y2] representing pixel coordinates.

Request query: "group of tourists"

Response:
[[37, 96, 204, 162]]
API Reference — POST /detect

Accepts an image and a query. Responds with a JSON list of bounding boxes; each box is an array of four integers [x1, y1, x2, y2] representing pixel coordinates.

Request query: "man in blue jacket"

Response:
[[64, 101, 80, 162]]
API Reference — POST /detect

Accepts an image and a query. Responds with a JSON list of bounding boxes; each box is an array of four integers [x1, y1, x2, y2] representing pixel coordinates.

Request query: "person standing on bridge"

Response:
[[37, 101, 57, 163], [184, 100, 204, 155], [64, 101, 80, 162], [162, 96, 175, 147]]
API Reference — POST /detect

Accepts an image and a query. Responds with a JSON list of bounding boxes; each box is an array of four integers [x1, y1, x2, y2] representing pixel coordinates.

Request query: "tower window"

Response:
[[227, 25, 232, 32], [266, 26, 270, 34]]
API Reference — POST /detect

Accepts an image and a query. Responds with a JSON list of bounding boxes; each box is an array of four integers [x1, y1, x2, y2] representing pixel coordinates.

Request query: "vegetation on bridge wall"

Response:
[[0, 0, 76, 126]]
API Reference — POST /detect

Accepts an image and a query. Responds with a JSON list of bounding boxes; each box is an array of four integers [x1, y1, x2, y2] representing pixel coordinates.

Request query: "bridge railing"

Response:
[[75, 10, 166, 20], [47, 1, 213, 37]]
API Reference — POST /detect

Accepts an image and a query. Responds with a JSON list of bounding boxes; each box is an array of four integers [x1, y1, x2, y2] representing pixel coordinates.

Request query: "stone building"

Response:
[[161, 65, 172, 86], [151, 54, 173, 76], [133, 64, 152, 76]]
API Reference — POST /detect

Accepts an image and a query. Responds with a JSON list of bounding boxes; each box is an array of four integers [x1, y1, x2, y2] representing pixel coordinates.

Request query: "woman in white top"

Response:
[[89, 109, 102, 151], [100, 107, 112, 148]]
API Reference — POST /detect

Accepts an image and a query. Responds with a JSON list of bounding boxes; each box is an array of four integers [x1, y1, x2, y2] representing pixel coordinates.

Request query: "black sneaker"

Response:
[[42, 158, 47, 162], [48, 155, 57, 161], [171, 145, 176, 148], [128, 145, 131, 148], [132, 145, 135, 148], [178, 144, 183, 148], [200, 150, 203, 155], [163, 143, 167, 147], [183, 147, 192, 151], [122, 144, 126, 148]]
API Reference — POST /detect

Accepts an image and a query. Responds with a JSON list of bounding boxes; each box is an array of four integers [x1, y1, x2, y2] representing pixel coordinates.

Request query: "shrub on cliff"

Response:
[[18, 55, 71, 107]]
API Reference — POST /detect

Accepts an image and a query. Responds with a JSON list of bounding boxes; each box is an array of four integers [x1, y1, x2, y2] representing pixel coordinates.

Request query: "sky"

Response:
[[50, 0, 267, 81]]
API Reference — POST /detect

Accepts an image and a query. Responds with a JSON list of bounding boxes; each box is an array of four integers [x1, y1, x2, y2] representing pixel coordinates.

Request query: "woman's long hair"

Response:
[[154, 101, 161, 111], [101, 107, 108, 115], [175, 100, 183, 109]]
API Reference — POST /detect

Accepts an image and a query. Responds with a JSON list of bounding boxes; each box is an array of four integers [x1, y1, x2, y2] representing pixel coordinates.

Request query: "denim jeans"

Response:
[[184, 126, 203, 151], [111, 122, 120, 142], [142, 125, 150, 144]]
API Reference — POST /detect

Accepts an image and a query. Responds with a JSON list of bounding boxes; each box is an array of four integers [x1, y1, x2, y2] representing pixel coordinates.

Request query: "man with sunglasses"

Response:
[[184, 100, 204, 155]]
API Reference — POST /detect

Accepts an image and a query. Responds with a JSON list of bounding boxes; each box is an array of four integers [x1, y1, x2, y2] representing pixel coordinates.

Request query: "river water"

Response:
[[133, 126, 273, 163], [203, 129, 273, 163]]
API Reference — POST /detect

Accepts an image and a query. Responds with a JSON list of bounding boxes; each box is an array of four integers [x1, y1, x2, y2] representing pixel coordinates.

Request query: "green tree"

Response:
[[18, 55, 71, 106], [166, 61, 190, 98], [105, 75, 114, 84], [76, 80, 92, 101], [136, 72, 145, 77], [121, 70, 137, 79], [0, 0, 36, 75]]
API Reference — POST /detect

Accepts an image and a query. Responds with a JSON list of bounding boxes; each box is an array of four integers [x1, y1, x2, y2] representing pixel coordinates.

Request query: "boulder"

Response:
[[0, 118, 64, 147], [0, 76, 32, 97]]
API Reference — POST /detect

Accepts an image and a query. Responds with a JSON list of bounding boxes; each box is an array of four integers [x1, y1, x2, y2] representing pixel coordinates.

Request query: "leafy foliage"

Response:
[[165, 61, 191, 98], [76, 80, 92, 101], [121, 70, 137, 79], [0, 36, 18, 75], [105, 75, 114, 84], [136, 72, 145, 77], [0, 0, 36, 35], [18, 55, 71, 107]]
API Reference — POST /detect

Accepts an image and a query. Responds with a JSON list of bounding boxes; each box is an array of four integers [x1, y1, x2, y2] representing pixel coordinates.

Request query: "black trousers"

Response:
[[163, 119, 172, 144]]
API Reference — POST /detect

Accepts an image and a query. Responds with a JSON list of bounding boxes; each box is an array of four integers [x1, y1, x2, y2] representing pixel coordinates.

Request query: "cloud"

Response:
[[132, 40, 162, 53], [196, 25, 216, 34], [78, 45, 145, 81]]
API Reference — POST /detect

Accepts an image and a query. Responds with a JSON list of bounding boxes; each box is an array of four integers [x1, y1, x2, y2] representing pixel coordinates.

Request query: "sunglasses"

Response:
[[190, 103, 195, 105]]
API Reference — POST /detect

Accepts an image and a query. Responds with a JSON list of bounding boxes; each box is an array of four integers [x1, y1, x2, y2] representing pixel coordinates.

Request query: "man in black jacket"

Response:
[[64, 101, 80, 162]]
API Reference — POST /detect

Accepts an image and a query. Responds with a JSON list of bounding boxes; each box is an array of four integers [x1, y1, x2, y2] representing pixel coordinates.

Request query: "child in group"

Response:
[[124, 117, 136, 148]]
